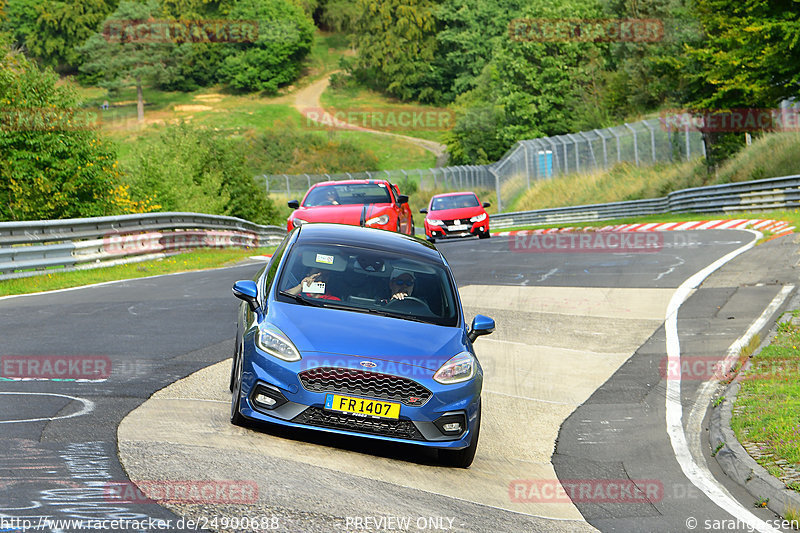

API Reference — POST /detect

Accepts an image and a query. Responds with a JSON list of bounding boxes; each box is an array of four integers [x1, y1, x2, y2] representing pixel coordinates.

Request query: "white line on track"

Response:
[[0, 392, 94, 424], [665, 229, 785, 533]]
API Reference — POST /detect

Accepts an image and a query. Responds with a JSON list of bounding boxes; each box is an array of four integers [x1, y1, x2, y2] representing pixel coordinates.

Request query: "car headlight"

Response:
[[292, 217, 308, 227], [366, 214, 390, 226], [427, 219, 444, 226], [256, 324, 301, 362], [433, 352, 476, 384], [470, 213, 487, 223]]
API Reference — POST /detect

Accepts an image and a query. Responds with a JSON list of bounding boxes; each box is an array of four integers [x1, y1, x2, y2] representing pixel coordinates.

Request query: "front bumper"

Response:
[[426, 221, 490, 239], [236, 348, 481, 449]]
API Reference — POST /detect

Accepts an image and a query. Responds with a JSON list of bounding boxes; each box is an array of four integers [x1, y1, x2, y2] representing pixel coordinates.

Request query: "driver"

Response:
[[387, 268, 415, 301]]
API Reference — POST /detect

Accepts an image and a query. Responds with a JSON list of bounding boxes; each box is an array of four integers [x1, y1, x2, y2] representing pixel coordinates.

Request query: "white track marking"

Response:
[[0, 392, 94, 424], [665, 229, 783, 533]]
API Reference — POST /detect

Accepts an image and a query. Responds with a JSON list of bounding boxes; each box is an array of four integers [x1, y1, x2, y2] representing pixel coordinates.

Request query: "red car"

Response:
[[420, 192, 491, 242], [287, 180, 414, 234]]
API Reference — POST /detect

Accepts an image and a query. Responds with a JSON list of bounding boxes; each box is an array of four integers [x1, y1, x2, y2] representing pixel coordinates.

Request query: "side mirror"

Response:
[[482, 202, 491, 208], [419, 208, 428, 214], [397, 195, 409, 205], [232, 280, 259, 311], [468, 314, 495, 342], [288, 200, 300, 209]]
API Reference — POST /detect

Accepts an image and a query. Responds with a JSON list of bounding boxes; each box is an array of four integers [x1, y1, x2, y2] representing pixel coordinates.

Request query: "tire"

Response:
[[478, 231, 490, 239], [230, 352, 248, 427], [438, 403, 481, 468], [229, 338, 241, 392], [427, 236, 436, 243]]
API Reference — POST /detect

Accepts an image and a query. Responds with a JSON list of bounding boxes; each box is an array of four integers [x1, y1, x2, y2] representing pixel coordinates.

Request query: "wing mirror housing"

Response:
[[419, 208, 428, 214], [233, 280, 259, 312], [482, 202, 491, 208], [468, 314, 495, 342], [397, 194, 409, 205], [288, 200, 300, 209]]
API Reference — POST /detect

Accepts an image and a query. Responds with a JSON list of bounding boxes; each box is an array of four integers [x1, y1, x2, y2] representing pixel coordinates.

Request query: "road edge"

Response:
[[709, 303, 800, 520]]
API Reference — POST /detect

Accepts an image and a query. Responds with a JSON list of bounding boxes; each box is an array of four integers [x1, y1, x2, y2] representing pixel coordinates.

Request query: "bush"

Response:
[[123, 123, 280, 225]]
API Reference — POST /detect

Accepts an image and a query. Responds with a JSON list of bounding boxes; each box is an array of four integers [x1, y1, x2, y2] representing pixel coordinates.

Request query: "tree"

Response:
[[678, 0, 800, 167], [1, 0, 116, 72], [78, 0, 183, 122], [350, 0, 439, 101], [0, 44, 122, 221], [216, 0, 315, 93]]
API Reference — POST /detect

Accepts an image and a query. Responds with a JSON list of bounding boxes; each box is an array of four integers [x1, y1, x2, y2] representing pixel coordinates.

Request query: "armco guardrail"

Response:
[[0, 213, 286, 281], [490, 174, 800, 228]]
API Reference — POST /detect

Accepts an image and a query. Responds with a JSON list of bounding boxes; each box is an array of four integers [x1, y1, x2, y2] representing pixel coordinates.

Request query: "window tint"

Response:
[[303, 183, 392, 206], [430, 194, 480, 211], [276, 243, 459, 327]]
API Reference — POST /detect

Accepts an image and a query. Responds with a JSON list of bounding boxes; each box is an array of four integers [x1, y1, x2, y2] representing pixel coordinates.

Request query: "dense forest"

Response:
[[0, 0, 798, 221]]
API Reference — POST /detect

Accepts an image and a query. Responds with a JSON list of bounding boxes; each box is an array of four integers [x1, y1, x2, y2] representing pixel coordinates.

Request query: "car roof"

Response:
[[294, 224, 441, 261], [311, 179, 391, 187], [432, 191, 477, 198]]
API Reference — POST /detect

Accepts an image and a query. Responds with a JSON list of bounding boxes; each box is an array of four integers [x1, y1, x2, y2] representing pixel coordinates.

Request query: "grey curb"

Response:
[[709, 309, 800, 518]]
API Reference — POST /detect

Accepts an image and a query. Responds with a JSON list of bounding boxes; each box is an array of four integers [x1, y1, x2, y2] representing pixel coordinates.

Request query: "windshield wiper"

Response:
[[365, 308, 429, 323], [279, 291, 325, 307]]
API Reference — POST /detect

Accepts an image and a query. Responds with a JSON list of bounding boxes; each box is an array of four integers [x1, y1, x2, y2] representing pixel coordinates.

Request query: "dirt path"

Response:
[[293, 73, 449, 166]]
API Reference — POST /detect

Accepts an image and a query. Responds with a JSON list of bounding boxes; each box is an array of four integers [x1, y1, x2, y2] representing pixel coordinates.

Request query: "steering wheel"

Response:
[[385, 296, 432, 314]]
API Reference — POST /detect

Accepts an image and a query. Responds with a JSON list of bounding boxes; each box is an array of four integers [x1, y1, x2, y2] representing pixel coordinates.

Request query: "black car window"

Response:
[[302, 183, 392, 207], [276, 243, 459, 327]]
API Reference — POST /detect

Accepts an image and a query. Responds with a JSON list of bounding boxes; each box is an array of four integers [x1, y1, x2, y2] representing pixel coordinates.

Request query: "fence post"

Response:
[[284, 174, 290, 198], [263, 175, 269, 194], [643, 120, 656, 162], [579, 131, 597, 170], [593, 129, 609, 168], [567, 133, 581, 173], [523, 142, 531, 189], [624, 123, 639, 166], [489, 167, 502, 213], [685, 123, 691, 161]]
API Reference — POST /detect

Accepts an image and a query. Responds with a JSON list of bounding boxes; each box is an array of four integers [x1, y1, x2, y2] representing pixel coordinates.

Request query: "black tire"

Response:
[[478, 230, 490, 239], [230, 352, 247, 427], [427, 236, 436, 243], [438, 403, 481, 468], [229, 338, 241, 392]]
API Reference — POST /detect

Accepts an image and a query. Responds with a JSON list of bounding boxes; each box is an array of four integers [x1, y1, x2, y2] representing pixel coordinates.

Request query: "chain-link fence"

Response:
[[259, 115, 712, 212]]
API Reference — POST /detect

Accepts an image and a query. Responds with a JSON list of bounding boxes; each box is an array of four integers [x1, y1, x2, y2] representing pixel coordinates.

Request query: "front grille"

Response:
[[298, 367, 432, 406], [293, 407, 425, 440]]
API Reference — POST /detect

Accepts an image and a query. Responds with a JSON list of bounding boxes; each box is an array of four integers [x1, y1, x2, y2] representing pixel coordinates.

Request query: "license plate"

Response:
[[324, 394, 400, 419], [449, 224, 468, 231]]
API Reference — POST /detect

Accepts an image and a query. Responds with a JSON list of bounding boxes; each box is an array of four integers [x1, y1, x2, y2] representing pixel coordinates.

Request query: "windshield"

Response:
[[430, 194, 480, 211], [276, 243, 459, 327], [303, 183, 392, 207]]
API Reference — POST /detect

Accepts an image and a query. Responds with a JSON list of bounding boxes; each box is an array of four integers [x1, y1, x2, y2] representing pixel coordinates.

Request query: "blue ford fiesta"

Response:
[[230, 223, 495, 467]]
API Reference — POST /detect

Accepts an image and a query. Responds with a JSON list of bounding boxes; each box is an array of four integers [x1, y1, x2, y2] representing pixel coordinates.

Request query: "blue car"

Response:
[[230, 223, 495, 467]]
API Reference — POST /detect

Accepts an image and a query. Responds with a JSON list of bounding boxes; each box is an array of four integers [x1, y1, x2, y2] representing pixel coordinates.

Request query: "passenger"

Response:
[[286, 268, 341, 300]]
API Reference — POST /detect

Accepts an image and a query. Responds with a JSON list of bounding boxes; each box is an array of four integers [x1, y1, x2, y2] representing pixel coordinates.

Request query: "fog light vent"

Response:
[[251, 384, 288, 411], [434, 413, 467, 436]]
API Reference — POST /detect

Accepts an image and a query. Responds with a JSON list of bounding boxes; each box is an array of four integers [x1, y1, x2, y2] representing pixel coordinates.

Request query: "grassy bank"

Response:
[[511, 132, 800, 213], [731, 311, 800, 492], [0, 247, 274, 297]]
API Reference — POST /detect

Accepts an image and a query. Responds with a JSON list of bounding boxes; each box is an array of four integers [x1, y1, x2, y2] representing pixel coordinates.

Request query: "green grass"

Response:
[[0, 247, 275, 297], [320, 83, 451, 143], [731, 316, 800, 484]]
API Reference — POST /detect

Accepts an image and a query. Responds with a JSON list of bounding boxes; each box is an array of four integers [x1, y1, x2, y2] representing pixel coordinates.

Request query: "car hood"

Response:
[[291, 204, 391, 225], [268, 302, 467, 371], [427, 206, 483, 221]]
